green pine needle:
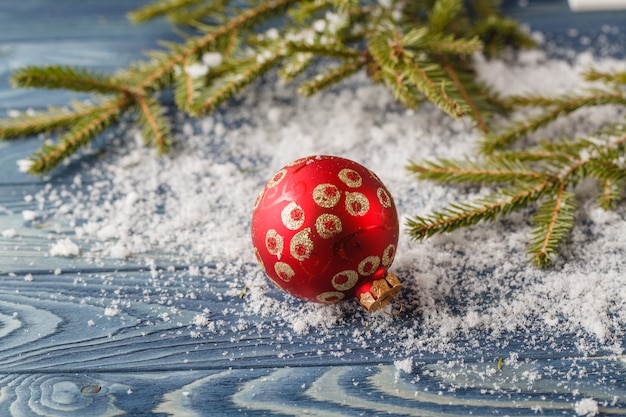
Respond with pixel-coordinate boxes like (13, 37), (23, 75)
(482, 91), (626, 153)
(196, 49), (284, 114)
(409, 72), (626, 267)
(136, 95), (172, 154)
(429, 0), (464, 33)
(28, 97), (130, 173)
(287, 42), (361, 59)
(582, 68), (626, 85)
(407, 157), (548, 185)
(278, 52), (315, 81)
(4, 0), (528, 174)
(407, 181), (554, 240)
(11, 65), (126, 95)
(298, 60), (366, 97)
(128, 0), (204, 24)
(0, 102), (106, 140)
(174, 56), (207, 113)
(527, 184), (576, 268)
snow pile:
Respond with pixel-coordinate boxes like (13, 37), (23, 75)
(28, 48), (626, 358)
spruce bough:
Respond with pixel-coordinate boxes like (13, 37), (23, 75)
(4, 0), (624, 267)
(407, 68), (626, 268)
(0, 0), (529, 173)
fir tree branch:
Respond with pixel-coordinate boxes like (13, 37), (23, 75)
(222, 27), (239, 58)
(482, 91), (626, 153)
(598, 178), (621, 210)
(421, 36), (483, 56)
(469, 0), (498, 19)
(174, 56), (206, 112)
(582, 68), (626, 85)
(184, 56), (196, 108)
(407, 180), (557, 240)
(440, 59), (488, 132)
(27, 97), (131, 174)
(378, 66), (419, 109)
(475, 16), (536, 57)
(135, 95), (172, 154)
(298, 59), (366, 97)
(11, 65), (128, 95)
(407, 157), (548, 184)
(527, 183), (575, 267)
(403, 56), (465, 117)
(0, 103), (107, 139)
(409, 125), (626, 266)
(196, 49), (285, 114)
(2, 0), (534, 175)
(128, 0), (203, 23)
(166, 0), (231, 25)
(287, 42), (361, 59)
(429, 0), (464, 33)
(505, 90), (626, 108)
(131, 0), (299, 91)
(279, 52), (315, 81)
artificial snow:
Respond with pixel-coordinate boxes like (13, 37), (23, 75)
(24, 45), (626, 364)
(184, 63), (209, 78)
(16, 158), (33, 172)
(575, 398), (599, 416)
(49, 238), (80, 257)
(201, 52), (223, 68)
(1, 228), (16, 238)
(21, 210), (38, 221)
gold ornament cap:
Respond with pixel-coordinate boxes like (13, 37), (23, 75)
(357, 273), (402, 313)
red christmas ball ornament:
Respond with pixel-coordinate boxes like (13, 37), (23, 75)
(251, 155), (401, 312)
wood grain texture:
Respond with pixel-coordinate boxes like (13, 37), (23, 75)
(1, 0), (626, 416)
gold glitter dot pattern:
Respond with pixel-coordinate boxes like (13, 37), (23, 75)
(377, 187), (392, 208)
(338, 168), (362, 188)
(290, 228), (313, 261)
(382, 244), (395, 267)
(316, 291), (345, 303)
(281, 201), (305, 230)
(274, 262), (295, 282)
(331, 270), (358, 291)
(345, 192), (369, 216)
(313, 183), (341, 208)
(265, 229), (283, 256)
(266, 169), (287, 188)
(315, 213), (342, 239)
(358, 255), (380, 276)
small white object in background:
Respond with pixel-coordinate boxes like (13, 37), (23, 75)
(50, 238), (80, 257)
(568, 0), (626, 11)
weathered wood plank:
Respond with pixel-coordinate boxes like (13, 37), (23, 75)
(0, 267), (624, 371)
(1, 361), (625, 416)
(0, 0), (178, 111)
(2, 0), (626, 416)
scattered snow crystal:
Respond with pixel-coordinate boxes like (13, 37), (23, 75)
(49, 238), (80, 257)
(394, 358), (413, 374)
(21, 210), (38, 221)
(575, 398), (599, 416)
(29, 47), (626, 359)
(184, 63), (209, 77)
(202, 52), (223, 67)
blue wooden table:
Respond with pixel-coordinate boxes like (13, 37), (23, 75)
(1, 1), (626, 416)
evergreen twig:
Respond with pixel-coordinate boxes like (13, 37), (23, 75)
(1, 0), (531, 174)
(408, 69), (626, 267)
(527, 183), (575, 267)
(482, 91), (626, 152)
